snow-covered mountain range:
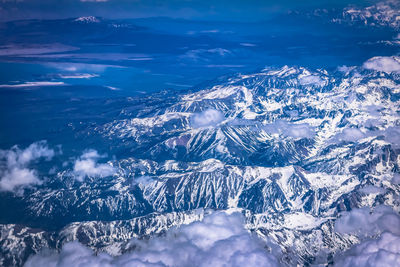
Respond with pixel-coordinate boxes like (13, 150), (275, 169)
(1, 60), (400, 265)
(1, 61), (399, 266)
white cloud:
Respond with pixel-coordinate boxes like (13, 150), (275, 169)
(335, 205), (400, 236)
(393, 173), (400, 185)
(0, 44), (78, 56)
(191, 109), (225, 128)
(329, 125), (400, 147)
(47, 62), (119, 73)
(0, 82), (66, 88)
(25, 211), (280, 267)
(59, 74), (98, 79)
(363, 56), (400, 73)
(337, 65), (355, 73)
(358, 185), (385, 195)
(331, 128), (366, 143)
(384, 126), (400, 148)
(105, 86), (120, 91)
(0, 141), (55, 192)
(334, 232), (400, 267)
(263, 120), (315, 139)
(133, 175), (155, 187)
(340, 128), (365, 141)
(298, 75), (325, 86)
(72, 150), (115, 181)
(240, 43), (257, 47)
(334, 205), (400, 266)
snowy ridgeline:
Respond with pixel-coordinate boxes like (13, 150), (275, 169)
(1, 57), (400, 266)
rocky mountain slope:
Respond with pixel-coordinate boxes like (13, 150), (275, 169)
(1, 64), (399, 266)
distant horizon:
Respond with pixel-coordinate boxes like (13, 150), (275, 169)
(0, 0), (374, 22)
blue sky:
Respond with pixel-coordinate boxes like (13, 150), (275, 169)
(0, 0), (372, 21)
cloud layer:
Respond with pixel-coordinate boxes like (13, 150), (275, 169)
(334, 206), (400, 266)
(25, 211), (280, 267)
(0, 141), (54, 192)
(72, 150), (115, 181)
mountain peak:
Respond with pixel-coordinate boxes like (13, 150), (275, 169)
(74, 16), (101, 23)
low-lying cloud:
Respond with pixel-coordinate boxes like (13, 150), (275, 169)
(72, 150), (115, 181)
(331, 128), (366, 143)
(335, 205), (400, 236)
(191, 109), (225, 128)
(384, 126), (400, 148)
(363, 56), (400, 73)
(0, 141), (55, 193)
(25, 211), (280, 267)
(263, 120), (315, 139)
(334, 205), (400, 266)
(298, 74), (325, 86)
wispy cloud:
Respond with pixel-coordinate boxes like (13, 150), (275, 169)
(0, 81), (66, 88)
(105, 85), (119, 91)
(164, 82), (192, 88)
(59, 74), (99, 79)
(47, 62), (122, 73)
(127, 57), (153, 61)
(240, 43), (257, 47)
(28, 53), (151, 62)
(0, 44), (79, 56)
(206, 64), (245, 68)
(181, 48), (232, 62)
